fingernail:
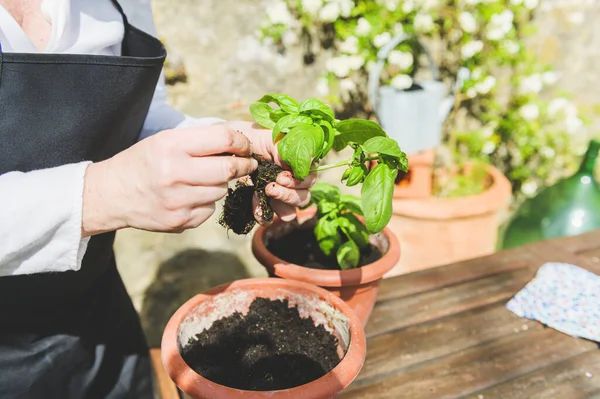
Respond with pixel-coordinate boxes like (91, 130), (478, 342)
(278, 176), (292, 186)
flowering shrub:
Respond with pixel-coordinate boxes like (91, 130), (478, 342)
(259, 0), (589, 198)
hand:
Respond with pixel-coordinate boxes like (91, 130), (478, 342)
(224, 120), (317, 223)
(82, 125), (258, 236)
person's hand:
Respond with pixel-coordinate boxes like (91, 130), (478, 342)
(81, 125), (258, 236)
(224, 120), (317, 223)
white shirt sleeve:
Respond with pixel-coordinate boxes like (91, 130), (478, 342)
(0, 163), (91, 276)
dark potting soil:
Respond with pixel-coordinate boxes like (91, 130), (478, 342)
(267, 227), (383, 270)
(218, 155), (282, 235)
(181, 297), (341, 391)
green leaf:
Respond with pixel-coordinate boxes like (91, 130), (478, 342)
(340, 194), (363, 216)
(299, 98), (335, 122)
(333, 119), (386, 151)
(341, 167), (351, 181)
(336, 240), (360, 270)
(270, 110), (288, 123)
(315, 217), (341, 257)
(258, 94), (300, 113)
(250, 102), (276, 129)
(310, 182), (341, 204)
(317, 120), (335, 159)
(345, 164), (367, 187)
(277, 124), (323, 180)
(362, 136), (405, 159)
(338, 213), (369, 248)
(317, 200), (338, 216)
(273, 114), (314, 141)
(361, 163), (397, 233)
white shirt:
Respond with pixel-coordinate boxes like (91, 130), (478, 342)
(0, 0), (223, 276)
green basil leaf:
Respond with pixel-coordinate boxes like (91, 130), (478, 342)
(250, 102), (276, 129)
(338, 213), (369, 248)
(340, 194), (363, 216)
(362, 136), (405, 159)
(336, 240), (360, 270)
(299, 98), (335, 122)
(310, 182), (341, 204)
(333, 119), (387, 151)
(315, 217), (341, 257)
(345, 165), (366, 187)
(279, 124), (323, 180)
(273, 114), (314, 141)
(317, 200), (338, 216)
(259, 94), (300, 113)
(270, 110), (288, 123)
(317, 120), (336, 159)
(361, 163), (397, 233)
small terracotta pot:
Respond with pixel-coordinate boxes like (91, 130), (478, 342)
(251, 209), (400, 325)
(161, 278), (366, 399)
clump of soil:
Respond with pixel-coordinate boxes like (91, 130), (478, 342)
(181, 297), (341, 391)
(218, 155), (282, 235)
(267, 228), (383, 270)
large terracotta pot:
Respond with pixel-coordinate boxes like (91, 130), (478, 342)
(161, 278), (366, 399)
(251, 209), (400, 325)
(387, 161), (511, 276)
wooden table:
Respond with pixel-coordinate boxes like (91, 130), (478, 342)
(153, 231), (600, 399)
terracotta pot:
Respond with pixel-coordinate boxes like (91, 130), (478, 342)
(251, 209), (400, 325)
(161, 278), (366, 399)
(386, 163), (511, 276)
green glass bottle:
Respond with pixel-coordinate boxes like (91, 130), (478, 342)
(501, 139), (600, 249)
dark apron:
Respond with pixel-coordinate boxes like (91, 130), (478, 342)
(0, 1), (166, 397)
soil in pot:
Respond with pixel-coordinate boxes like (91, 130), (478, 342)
(218, 155), (282, 235)
(180, 297), (341, 391)
(266, 227), (383, 270)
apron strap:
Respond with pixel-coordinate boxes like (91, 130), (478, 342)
(0, 41), (3, 87)
(110, 0), (130, 56)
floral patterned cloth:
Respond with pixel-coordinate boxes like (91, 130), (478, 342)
(506, 262), (600, 342)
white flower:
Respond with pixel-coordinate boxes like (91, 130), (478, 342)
(316, 78), (330, 96)
(340, 36), (359, 54)
(524, 0), (539, 9)
(302, 0), (323, 15)
(388, 51), (414, 70)
(319, 2), (340, 22)
(464, 0), (481, 4)
(282, 31), (298, 46)
(355, 18), (371, 36)
(340, 78), (357, 93)
(481, 122), (497, 138)
(482, 141), (496, 155)
(542, 71), (558, 85)
(402, 0), (415, 13)
(390, 74), (413, 90)
(475, 76), (496, 94)
(540, 147), (556, 158)
(548, 97), (570, 115)
(373, 32), (392, 48)
(565, 116), (583, 134)
(267, 1), (292, 25)
(521, 180), (538, 196)
(502, 40), (520, 54)
(325, 55), (364, 77)
(459, 12), (477, 33)
(336, 0), (355, 18)
(519, 103), (540, 121)
(568, 12), (585, 25)
(466, 88), (477, 98)
(471, 68), (483, 80)
(380, 0), (399, 11)
(461, 40), (484, 59)
(394, 23), (404, 35)
(510, 0), (523, 5)
(519, 74), (543, 94)
(414, 14), (435, 33)
(486, 10), (514, 41)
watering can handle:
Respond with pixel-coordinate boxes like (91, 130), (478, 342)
(368, 33), (440, 113)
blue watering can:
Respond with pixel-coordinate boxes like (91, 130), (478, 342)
(368, 33), (468, 155)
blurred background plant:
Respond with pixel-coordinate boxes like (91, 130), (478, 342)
(257, 0), (593, 202)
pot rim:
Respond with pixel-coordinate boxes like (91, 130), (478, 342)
(161, 278), (366, 399)
(392, 163), (512, 220)
(252, 209), (401, 287)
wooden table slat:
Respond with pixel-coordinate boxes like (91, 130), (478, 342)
(464, 350), (600, 399)
(350, 305), (541, 391)
(366, 268), (535, 338)
(341, 329), (598, 399)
